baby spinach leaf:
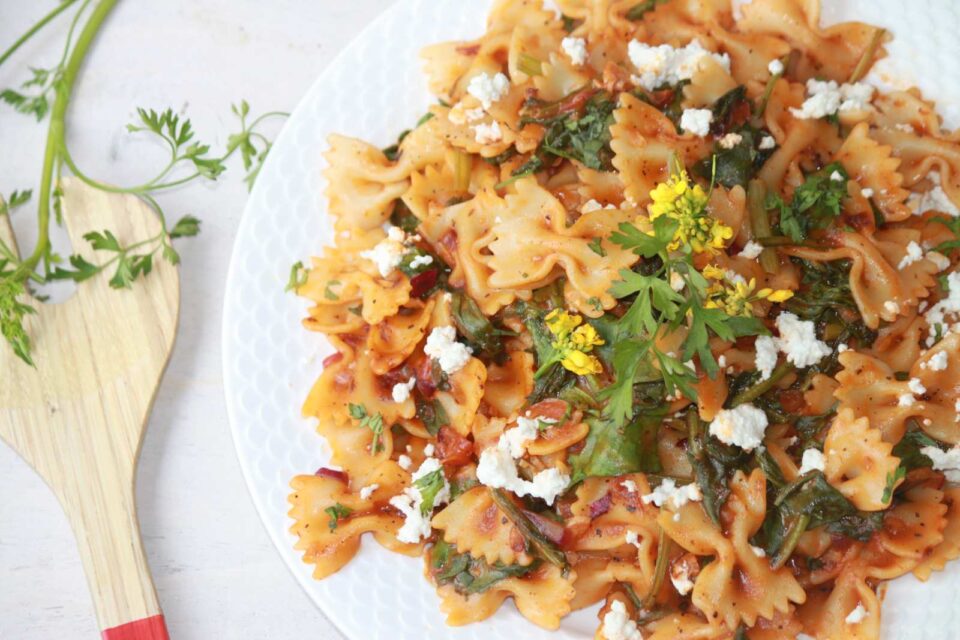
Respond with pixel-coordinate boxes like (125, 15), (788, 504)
(570, 412), (663, 483)
(430, 539), (540, 595)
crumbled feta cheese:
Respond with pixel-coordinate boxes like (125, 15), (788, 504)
(861, 188), (874, 198)
(719, 132), (743, 149)
(738, 240), (764, 260)
(759, 135), (776, 150)
(885, 300), (901, 316)
(391, 376), (417, 403)
(424, 444), (435, 457)
(924, 271), (960, 343)
(662, 272), (683, 295)
(359, 483), (379, 500)
(751, 545), (766, 558)
(670, 562), (695, 596)
(625, 530), (642, 549)
(476, 419), (570, 505)
(790, 79), (874, 119)
(910, 173), (960, 217)
(448, 102), (486, 125)
(845, 603), (867, 625)
(924, 350), (949, 372)
(680, 108), (713, 136)
(908, 377), (927, 395)
(768, 59), (784, 75)
(628, 39), (730, 92)
(830, 170), (845, 182)
(755, 335), (779, 382)
(467, 72), (510, 110)
(408, 254), (434, 270)
(360, 226), (408, 277)
(641, 478), (703, 510)
(561, 36), (588, 66)
(898, 393), (916, 408)
(473, 120), (503, 144)
(898, 240), (924, 269)
(922, 445), (960, 482)
(798, 448), (826, 475)
(542, 0), (562, 18)
(927, 251), (951, 272)
(709, 404), (769, 451)
(397, 454), (413, 470)
(718, 355), (727, 368)
(621, 479), (638, 493)
(424, 326), (473, 375)
(775, 312), (832, 368)
(601, 600), (644, 640)
(389, 492), (431, 543)
(837, 343), (849, 353)
(581, 198), (616, 213)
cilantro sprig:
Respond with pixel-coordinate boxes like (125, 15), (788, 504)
(349, 403), (385, 454)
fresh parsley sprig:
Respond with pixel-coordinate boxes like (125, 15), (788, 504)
(0, 0), (290, 365)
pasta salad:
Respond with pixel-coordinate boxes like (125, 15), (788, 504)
(288, 1), (960, 638)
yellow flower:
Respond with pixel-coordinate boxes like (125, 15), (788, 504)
(561, 349), (604, 376)
(541, 309), (605, 377)
(703, 268), (794, 317)
(647, 168), (733, 255)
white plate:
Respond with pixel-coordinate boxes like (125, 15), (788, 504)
(222, 1), (960, 638)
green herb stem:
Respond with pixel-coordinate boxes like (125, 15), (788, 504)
(0, 0), (82, 69)
(15, 0), (119, 279)
(849, 29), (886, 83)
(489, 488), (569, 571)
(644, 526), (670, 607)
(770, 513), (809, 570)
(728, 361), (795, 407)
(746, 180), (778, 274)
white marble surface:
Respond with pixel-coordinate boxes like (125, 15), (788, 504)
(0, 2), (394, 638)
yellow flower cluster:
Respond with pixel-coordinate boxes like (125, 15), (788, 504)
(702, 265), (794, 317)
(544, 309), (605, 375)
(648, 169), (733, 254)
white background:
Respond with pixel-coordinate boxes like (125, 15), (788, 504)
(0, 1), (395, 638)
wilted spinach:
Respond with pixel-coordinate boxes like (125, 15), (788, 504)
(430, 539), (539, 595)
(687, 411), (750, 524)
(451, 291), (512, 361)
(570, 412), (663, 483)
(768, 162), (849, 241)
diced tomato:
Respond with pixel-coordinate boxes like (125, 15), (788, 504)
(588, 493), (613, 519)
(409, 268), (438, 299)
(526, 399), (570, 423)
(436, 426), (474, 467)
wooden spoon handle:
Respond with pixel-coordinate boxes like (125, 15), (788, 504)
(65, 481), (165, 638)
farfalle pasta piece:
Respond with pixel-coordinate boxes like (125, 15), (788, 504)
(834, 351), (919, 445)
(836, 122), (912, 222)
(288, 461), (418, 579)
(914, 488), (960, 580)
(367, 298), (435, 376)
(822, 409), (902, 511)
(476, 178), (639, 315)
(483, 350), (534, 418)
(643, 612), (729, 640)
(610, 93), (710, 207)
(784, 230), (932, 329)
(572, 558), (653, 612)
(435, 563), (577, 629)
(737, 0), (883, 82)
(432, 486), (533, 567)
(878, 485), (947, 563)
(797, 572), (880, 640)
(660, 469), (806, 629)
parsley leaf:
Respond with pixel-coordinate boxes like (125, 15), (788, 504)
(771, 162), (849, 241)
(0, 190), (32, 217)
(587, 237), (606, 257)
(285, 261), (308, 292)
(0, 279), (36, 366)
(414, 469), (447, 516)
(324, 503), (353, 531)
(349, 403), (385, 454)
(625, 0), (669, 22)
(611, 216), (678, 258)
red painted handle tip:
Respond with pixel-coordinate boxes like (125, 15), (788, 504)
(102, 615), (169, 640)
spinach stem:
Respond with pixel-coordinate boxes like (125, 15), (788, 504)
(489, 488), (568, 571)
(728, 361), (794, 407)
(770, 513), (809, 570)
(850, 29), (887, 83)
(746, 180), (778, 274)
(644, 526), (670, 608)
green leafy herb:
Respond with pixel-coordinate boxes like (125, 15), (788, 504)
(414, 469), (447, 516)
(0, 279), (37, 366)
(0, 190), (32, 217)
(324, 503), (353, 531)
(687, 411), (749, 524)
(587, 237), (606, 257)
(881, 466), (907, 505)
(770, 163), (849, 242)
(416, 398), (449, 437)
(285, 261), (309, 292)
(626, 0), (669, 21)
(522, 306), (575, 404)
(429, 539), (539, 595)
(324, 280), (341, 301)
(517, 90), (618, 174)
(892, 428), (943, 471)
(451, 291), (512, 360)
(348, 403), (385, 454)
(570, 412), (663, 483)
(489, 489), (569, 570)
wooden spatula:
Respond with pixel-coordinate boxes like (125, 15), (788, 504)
(0, 178), (177, 640)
